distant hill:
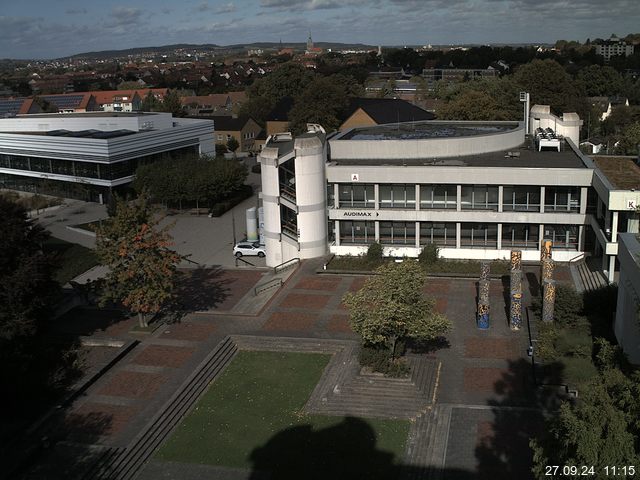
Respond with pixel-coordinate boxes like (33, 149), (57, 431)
(64, 42), (377, 60)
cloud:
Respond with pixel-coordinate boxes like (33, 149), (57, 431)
(110, 6), (142, 26)
(196, 2), (211, 11)
(260, 0), (346, 10)
(65, 8), (88, 15)
(216, 3), (237, 13)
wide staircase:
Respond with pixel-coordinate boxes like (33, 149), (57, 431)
(571, 257), (609, 292)
(82, 337), (238, 480)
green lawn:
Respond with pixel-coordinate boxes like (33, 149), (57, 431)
(43, 237), (99, 284)
(155, 351), (409, 478)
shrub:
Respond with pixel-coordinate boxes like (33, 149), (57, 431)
(555, 324), (592, 358)
(358, 345), (410, 378)
(418, 243), (439, 266)
(366, 241), (383, 262)
(554, 285), (584, 326)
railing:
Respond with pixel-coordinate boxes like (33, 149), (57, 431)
(254, 278), (283, 296)
(274, 257), (300, 274)
(568, 252), (586, 263)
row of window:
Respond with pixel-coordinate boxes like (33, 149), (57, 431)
(0, 147), (198, 181)
(332, 184), (581, 212)
(338, 221), (578, 250)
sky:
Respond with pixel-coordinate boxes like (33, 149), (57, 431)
(1, 0), (639, 59)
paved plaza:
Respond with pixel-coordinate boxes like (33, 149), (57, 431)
(19, 259), (574, 479)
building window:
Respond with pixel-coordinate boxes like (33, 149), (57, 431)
(217, 134), (223, 141)
(460, 223), (498, 248)
(502, 224), (540, 249)
(379, 184), (416, 209)
(226, 134), (232, 141)
(543, 224), (578, 250)
(502, 186), (541, 212)
(340, 221), (374, 244)
(281, 205), (298, 239)
(420, 222), (456, 246)
(420, 184), (456, 209)
(338, 184), (374, 208)
(544, 187), (580, 212)
(461, 185), (499, 211)
(379, 221), (415, 245)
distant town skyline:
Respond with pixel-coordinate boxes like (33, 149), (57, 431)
(1, 0), (639, 59)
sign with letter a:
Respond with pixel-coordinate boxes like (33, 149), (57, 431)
(351, 173), (359, 182)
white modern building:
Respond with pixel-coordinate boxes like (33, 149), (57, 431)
(614, 233), (640, 364)
(595, 37), (635, 61)
(0, 112), (215, 202)
(258, 106), (640, 282)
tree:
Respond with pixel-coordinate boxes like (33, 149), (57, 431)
(95, 192), (184, 327)
(160, 89), (184, 117)
(513, 59), (587, 116)
(342, 261), (452, 357)
(0, 197), (58, 341)
(0, 197), (60, 406)
(288, 75), (354, 134)
(141, 91), (162, 112)
(227, 136), (240, 155)
(616, 122), (640, 155)
(531, 369), (640, 477)
(576, 65), (624, 97)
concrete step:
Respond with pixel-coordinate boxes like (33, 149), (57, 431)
(101, 337), (238, 480)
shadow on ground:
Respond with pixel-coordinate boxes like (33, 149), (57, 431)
(167, 267), (233, 321)
(248, 416), (477, 480)
(475, 358), (565, 480)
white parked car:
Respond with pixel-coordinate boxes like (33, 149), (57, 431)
(233, 241), (266, 258)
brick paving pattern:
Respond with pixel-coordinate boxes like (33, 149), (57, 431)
(263, 311), (319, 331)
(132, 345), (195, 369)
(26, 259), (572, 480)
(97, 371), (166, 399)
(280, 292), (331, 309)
(159, 322), (217, 341)
(464, 338), (520, 359)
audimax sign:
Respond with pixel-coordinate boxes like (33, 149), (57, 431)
(343, 211), (379, 217)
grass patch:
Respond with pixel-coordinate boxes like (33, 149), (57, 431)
(155, 351), (409, 477)
(43, 237), (99, 285)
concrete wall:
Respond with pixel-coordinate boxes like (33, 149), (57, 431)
(615, 233), (640, 364)
(529, 105), (583, 146)
(1, 112), (175, 132)
(330, 122), (524, 160)
(258, 145), (283, 267)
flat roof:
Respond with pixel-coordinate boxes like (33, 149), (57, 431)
(338, 121), (518, 141)
(330, 143), (587, 169)
(13, 112), (159, 119)
(593, 156), (640, 190)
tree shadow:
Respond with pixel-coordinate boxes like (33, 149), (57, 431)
(249, 416), (479, 480)
(248, 417), (396, 480)
(475, 358), (567, 480)
(407, 336), (451, 354)
(7, 411), (115, 480)
(525, 270), (540, 297)
(166, 267), (234, 322)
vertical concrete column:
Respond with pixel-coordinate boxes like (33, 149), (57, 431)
(510, 250), (522, 271)
(608, 256), (615, 283)
(334, 184), (340, 209)
(456, 185), (462, 211)
(612, 211), (619, 242)
(415, 184), (420, 211)
(538, 225), (545, 251)
(456, 223), (461, 249)
(415, 221), (420, 249)
(542, 279), (556, 323)
(477, 279), (490, 329)
(580, 187), (588, 215)
(375, 221), (380, 242)
(497, 224), (503, 250)
(498, 186), (504, 213)
(540, 186), (545, 213)
(335, 221), (340, 246)
(578, 225), (585, 252)
(628, 212), (640, 234)
(374, 184), (379, 209)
